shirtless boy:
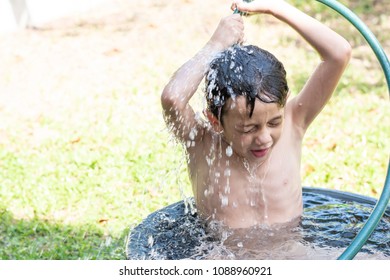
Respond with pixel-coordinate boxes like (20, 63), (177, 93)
(161, 0), (351, 228)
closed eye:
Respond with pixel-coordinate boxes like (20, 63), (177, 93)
(268, 121), (281, 127)
(242, 126), (257, 133)
(267, 116), (283, 127)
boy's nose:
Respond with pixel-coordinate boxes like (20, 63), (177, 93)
(255, 128), (272, 146)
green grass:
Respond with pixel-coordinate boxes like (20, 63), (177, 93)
(0, 0), (389, 259)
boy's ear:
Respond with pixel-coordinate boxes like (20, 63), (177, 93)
(203, 109), (224, 133)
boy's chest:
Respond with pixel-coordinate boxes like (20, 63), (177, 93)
(226, 158), (299, 196)
(204, 149), (300, 202)
(205, 159), (302, 226)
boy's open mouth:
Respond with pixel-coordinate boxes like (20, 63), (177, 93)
(250, 148), (270, 158)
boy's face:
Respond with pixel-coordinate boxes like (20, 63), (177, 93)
(221, 96), (284, 163)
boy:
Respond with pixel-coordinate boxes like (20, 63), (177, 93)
(161, 0), (351, 228)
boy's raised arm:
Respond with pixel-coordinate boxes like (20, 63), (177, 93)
(161, 14), (244, 143)
(234, 0), (351, 132)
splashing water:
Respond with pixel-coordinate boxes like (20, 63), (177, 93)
(147, 235), (154, 247)
(220, 194), (229, 207)
(127, 191), (390, 260)
(241, 149), (273, 221)
(225, 145), (233, 157)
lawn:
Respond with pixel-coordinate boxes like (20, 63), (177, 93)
(0, 0), (389, 259)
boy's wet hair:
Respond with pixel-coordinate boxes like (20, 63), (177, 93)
(205, 45), (289, 121)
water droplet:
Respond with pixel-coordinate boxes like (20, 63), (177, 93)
(195, 111), (201, 120)
(220, 195), (228, 207)
(226, 146), (233, 157)
(148, 235), (154, 247)
(189, 128), (197, 140)
(222, 230), (229, 241)
(224, 168), (231, 177)
(206, 156), (212, 166)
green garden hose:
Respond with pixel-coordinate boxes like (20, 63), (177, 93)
(315, 0), (390, 260)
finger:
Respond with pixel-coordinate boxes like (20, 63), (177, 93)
(231, 0), (243, 11)
(231, 13), (242, 20)
(235, 0), (253, 12)
(230, 2), (236, 12)
(230, 14), (244, 25)
(234, 18), (244, 31)
(234, 26), (245, 44)
(237, 33), (245, 45)
(241, 32), (245, 43)
(239, 29), (245, 42)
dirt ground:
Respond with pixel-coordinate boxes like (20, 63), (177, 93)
(0, 0), (388, 146)
(0, 0), (232, 137)
(0, 0), (230, 94)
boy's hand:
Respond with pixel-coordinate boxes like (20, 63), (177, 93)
(231, 0), (285, 15)
(207, 14), (244, 52)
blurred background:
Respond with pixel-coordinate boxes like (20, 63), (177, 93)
(0, 0), (389, 259)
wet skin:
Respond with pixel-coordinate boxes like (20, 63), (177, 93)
(188, 97), (303, 228)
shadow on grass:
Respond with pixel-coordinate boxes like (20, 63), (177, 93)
(0, 209), (129, 260)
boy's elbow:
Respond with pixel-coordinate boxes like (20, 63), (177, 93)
(161, 88), (174, 112)
(161, 87), (182, 112)
(161, 88), (172, 108)
(335, 40), (352, 67)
